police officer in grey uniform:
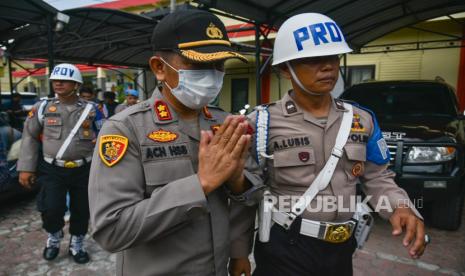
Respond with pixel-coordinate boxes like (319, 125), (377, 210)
(18, 63), (104, 264)
(88, 9), (262, 276)
(241, 13), (427, 276)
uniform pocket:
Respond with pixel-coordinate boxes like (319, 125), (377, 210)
(142, 159), (195, 197)
(343, 144), (366, 181)
(43, 117), (62, 139)
(272, 147), (316, 187)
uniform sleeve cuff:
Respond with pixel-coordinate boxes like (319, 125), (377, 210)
(226, 171), (265, 205)
(16, 162), (37, 172)
(230, 238), (252, 258)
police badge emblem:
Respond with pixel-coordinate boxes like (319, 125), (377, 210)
(99, 135), (128, 167)
(299, 152), (310, 162)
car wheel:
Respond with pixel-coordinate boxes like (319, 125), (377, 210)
(431, 193), (464, 230)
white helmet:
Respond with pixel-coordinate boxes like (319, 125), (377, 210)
(50, 63), (83, 84)
(272, 13), (352, 66)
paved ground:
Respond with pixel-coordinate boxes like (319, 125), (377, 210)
(0, 195), (464, 275)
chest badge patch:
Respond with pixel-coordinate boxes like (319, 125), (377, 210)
(351, 114), (365, 132)
(48, 106), (57, 112)
(154, 100), (172, 121)
(99, 135), (128, 167)
(148, 129), (178, 143)
(352, 162), (364, 177)
(299, 152), (310, 162)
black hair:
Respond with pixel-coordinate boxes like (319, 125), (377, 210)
(103, 91), (116, 100)
(79, 86), (94, 94)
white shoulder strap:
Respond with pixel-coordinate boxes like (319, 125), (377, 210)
(290, 103), (353, 218)
(55, 103), (93, 160)
(37, 100), (49, 126)
(255, 105), (273, 168)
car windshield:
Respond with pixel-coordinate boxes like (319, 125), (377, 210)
(341, 83), (457, 118)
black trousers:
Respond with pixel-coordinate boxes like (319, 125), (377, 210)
(36, 159), (91, 235)
(253, 221), (357, 276)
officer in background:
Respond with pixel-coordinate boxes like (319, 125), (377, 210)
(103, 91), (118, 117)
(114, 88), (139, 113)
(239, 13), (427, 276)
(88, 9), (262, 276)
(17, 63), (104, 264)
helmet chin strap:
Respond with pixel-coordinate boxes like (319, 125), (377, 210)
(59, 84), (79, 98)
(286, 62), (324, 97)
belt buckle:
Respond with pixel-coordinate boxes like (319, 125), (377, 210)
(324, 223), (353, 243)
(64, 161), (78, 168)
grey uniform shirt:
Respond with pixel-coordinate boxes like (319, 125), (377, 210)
(248, 91), (420, 222)
(17, 98), (101, 172)
(88, 89), (262, 276)
(115, 103), (129, 114)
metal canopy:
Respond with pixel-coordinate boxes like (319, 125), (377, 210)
(0, 0), (57, 36)
(3, 7), (156, 68)
(194, 0), (465, 49)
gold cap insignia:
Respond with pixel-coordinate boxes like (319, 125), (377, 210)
(206, 23), (223, 39)
(148, 129), (178, 143)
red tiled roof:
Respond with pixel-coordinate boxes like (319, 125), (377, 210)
(89, 0), (159, 9)
(12, 64), (126, 78)
(226, 23), (276, 39)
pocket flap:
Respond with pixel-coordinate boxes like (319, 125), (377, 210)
(143, 159), (194, 186)
(273, 147), (316, 168)
(344, 144), (366, 161)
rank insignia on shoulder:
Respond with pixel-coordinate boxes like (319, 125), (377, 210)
(203, 106), (213, 119)
(285, 100), (297, 114)
(211, 124), (221, 134)
(351, 114), (366, 132)
(154, 100), (172, 121)
(48, 106), (57, 112)
(334, 99), (345, 110)
(352, 161), (364, 177)
(148, 129), (178, 143)
(99, 135), (129, 167)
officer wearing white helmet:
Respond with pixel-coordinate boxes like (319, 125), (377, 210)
(231, 13), (428, 275)
(17, 63), (104, 264)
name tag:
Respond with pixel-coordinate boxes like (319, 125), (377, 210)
(142, 143), (190, 161)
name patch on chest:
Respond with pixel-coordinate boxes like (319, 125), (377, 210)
(348, 133), (368, 143)
(144, 143), (189, 161)
(273, 136), (310, 151)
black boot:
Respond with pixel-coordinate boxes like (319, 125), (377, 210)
(69, 235), (90, 264)
(43, 230), (63, 261)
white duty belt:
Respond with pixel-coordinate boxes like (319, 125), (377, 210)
(44, 156), (92, 168)
(43, 103), (93, 168)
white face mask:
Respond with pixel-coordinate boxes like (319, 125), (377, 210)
(161, 58), (225, 110)
(286, 61), (324, 96)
